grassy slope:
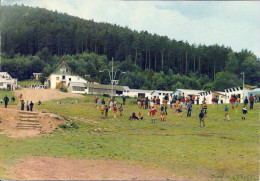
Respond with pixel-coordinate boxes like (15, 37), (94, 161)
(0, 90), (18, 105)
(0, 95), (258, 180)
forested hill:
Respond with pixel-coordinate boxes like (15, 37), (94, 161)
(1, 5), (260, 90)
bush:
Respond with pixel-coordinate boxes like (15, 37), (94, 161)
(60, 87), (68, 92)
(59, 121), (79, 129)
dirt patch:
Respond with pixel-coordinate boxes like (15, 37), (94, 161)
(0, 107), (65, 138)
(10, 156), (176, 180)
(13, 88), (83, 103)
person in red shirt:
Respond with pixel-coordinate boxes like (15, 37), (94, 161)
(249, 94), (254, 109)
(192, 95), (195, 104)
(212, 97), (216, 108)
(113, 105), (117, 118)
(150, 107), (157, 123)
(230, 95), (236, 109)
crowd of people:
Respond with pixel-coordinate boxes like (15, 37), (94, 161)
(95, 93), (257, 128)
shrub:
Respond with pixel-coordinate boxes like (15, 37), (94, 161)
(60, 87), (68, 92)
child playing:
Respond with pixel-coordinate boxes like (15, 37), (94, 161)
(109, 101), (113, 111)
(199, 110), (206, 128)
(113, 105), (117, 118)
(203, 102), (208, 117)
(100, 105), (105, 119)
(160, 105), (167, 122)
(150, 107), (157, 124)
(187, 102), (192, 117)
(138, 112), (143, 120)
(242, 106), (247, 120)
(224, 105), (230, 120)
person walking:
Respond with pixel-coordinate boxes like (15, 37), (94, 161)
(26, 101), (30, 111)
(21, 100), (25, 111)
(199, 110), (206, 128)
(4, 95), (9, 108)
(249, 94), (254, 109)
(242, 106), (247, 120)
(30, 101), (34, 111)
(224, 105), (230, 120)
(187, 102), (192, 117)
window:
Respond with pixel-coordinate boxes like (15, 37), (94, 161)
(69, 78), (71, 81)
(163, 93), (165, 95)
(62, 76), (65, 80)
(236, 87), (239, 91)
(229, 89), (232, 92)
(159, 93), (161, 95)
(56, 77), (60, 81)
(233, 88), (236, 91)
(240, 87), (243, 90)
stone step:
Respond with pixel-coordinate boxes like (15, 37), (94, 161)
(17, 123), (41, 126)
(20, 115), (38, 119)
(17, 125), (42, 129)
(20, 119), (39, 123)
(19, 111), (39, 115)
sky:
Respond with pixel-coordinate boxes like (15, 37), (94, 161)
(3, 0), (260, 57)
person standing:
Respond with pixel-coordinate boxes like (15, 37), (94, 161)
(187, 102), (192, 117)
(150, 107), (157, 124)
(230, 95), (236, 109)
(11, 96), (15, 102)
(196, 96), (200, 109)
(242, 106), (247, 120)
(212, 97), (216, 108)
(199, 110), (206, 128)
(249, 94), (254, 109)
(215, 97), (219, 109)
(113, 105), (117, 118)
(177, 103), (183, 118)
(105, 105), (109, 118)
(160, 105), (167, 122)
(100, 105), (105, 119)
(224, 105), (230, 120)
(244, 96), (249, 107)
(118, 104), (123, 120)
(21, 100), (25, 111)
(122, 95), (126, 105)
(4, 95), (9, 108)
(101, 98), (105, 105)
(192, 95), (195, 104)
(203, 102), (208, 117)
(26, 101), (30, 111)
(235, 100), (239, 113)
(145, 97), (149, 109)
(30, 101), (34, 111)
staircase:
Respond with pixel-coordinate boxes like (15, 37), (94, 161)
(17, 111), (42, 129)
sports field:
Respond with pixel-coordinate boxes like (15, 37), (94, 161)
(0, 93), (259, 180)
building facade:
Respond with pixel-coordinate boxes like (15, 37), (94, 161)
(0, 72), (18, 91)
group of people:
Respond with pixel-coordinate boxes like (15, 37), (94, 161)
(96, 92), (257, 128)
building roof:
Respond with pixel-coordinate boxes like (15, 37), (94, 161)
(122, 86), (130, 91)
(174, 89), (204, 95)
(129, 89), (154, 93)
(84, 83), (124, 91)
(69, 82), (86, 88)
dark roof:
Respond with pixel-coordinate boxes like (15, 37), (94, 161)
(84, 83), (124, 91)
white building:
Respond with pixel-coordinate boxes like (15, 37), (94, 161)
(199, 91), (227, 104)
(173, 89), (204, 97)
(46, 61), (88, 89)
(223, 86), (255, 103)
(123, 89), (154, 98)
(0, 72), (18, 90)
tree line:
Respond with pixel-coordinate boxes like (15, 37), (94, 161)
(1, 5), (260, 90)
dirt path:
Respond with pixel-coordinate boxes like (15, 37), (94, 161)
(10, 156), (176, 180)
(13, 88), (83, 103)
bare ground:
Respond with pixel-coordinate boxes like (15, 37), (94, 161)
(0, 107), (65, 138)
(13, 88), (83, 103)
(10, 156), (177, 180)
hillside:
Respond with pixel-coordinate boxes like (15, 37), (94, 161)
(1, 5), (260, 90)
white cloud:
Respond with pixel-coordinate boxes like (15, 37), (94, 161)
(4, 0), (260, 57)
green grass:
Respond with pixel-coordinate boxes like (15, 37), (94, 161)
(0, 90), (18, 105)
(18, 79), (42, 88)
(0, 94), (259, 180)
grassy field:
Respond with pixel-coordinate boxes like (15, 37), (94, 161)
(0, 94), (259, 180)
(18, 79), (42, 88)
(0, 90), (18, 105)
